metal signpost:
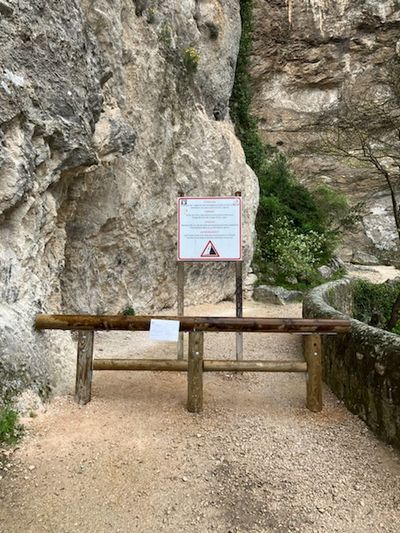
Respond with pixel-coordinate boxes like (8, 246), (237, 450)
(176, 193), (243, 360)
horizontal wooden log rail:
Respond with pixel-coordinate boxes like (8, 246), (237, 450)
(35, 314), (350, 333)
(93, 359), (188, 372)
(36, 313), (351, 414)
(93, 358), (308, 373)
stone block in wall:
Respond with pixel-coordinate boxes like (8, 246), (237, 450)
(253, 285), (303, 305)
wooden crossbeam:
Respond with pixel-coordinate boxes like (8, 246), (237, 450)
(92, 358), (308, 373)
(35, 314), (351, 333)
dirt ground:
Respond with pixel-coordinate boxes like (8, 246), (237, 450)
(1, 268), (400, 533)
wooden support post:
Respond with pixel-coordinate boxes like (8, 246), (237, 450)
(304, 334), (322, 412)
(75, 330), (94, 405)
(187, 331), (204, 413)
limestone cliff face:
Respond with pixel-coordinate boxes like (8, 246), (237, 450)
(0, 0), (258, 402)
(251, 0), (400, 263)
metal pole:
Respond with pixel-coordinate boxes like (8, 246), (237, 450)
(177, 261), (185, 360)
(235, 191), (243, 361)
(235, 261), (243, 360)
(177, 191), (185, 360)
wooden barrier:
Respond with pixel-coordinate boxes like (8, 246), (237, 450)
(304, 335), (322, 412)
(35, 314), (350, 333)
(75, 331), (94, 405)
(92, 359), (308, 373)
(187, 332), (204, 413)
(35, 314), (351, 412)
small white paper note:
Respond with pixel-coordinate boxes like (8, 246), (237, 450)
(149, 319), (180, 342)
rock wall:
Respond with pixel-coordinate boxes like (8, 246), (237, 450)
(0, 0), (258, 404)
(251, 0), (400, 264)
(304, 279), (400, 449)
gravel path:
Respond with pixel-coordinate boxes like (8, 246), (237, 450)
(1, 298), (400, 533)
(346, 264), (399, 284)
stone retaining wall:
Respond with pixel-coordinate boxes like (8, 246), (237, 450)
(303, 278), (400, 449)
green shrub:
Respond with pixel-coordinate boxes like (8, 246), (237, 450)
(159, 23), (172, 47)
(183, 47), (200, 73)
(257, 154), (329, 234)
(353, 279), (400, 332)
(255, 216), (327, 281)
(313, 185), (362, 232)
(147, 8), (156, 23)
(122, 306), (136, 316)
(0, 403), (23, 445)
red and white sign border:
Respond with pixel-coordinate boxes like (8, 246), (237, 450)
(177, 196), (243, 262)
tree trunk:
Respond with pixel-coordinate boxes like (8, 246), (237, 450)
(387, 292), (400, 330)
(383, 172), (400, 243)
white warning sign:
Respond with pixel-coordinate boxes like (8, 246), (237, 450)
(177, 196), (242, 261)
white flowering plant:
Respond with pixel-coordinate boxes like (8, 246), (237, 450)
(257, 216), (328, 281)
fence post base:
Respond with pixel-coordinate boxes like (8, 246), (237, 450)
(304, 334), (322, 412)
(75, 330), (94, 405)
(187, 332), (204, 413)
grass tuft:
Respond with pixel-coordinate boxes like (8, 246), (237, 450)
(0, 403), (23, 446)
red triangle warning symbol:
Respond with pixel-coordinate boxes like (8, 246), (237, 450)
(201, 240), (220, 258)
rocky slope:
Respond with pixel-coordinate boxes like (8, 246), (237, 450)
(251, 0), (400, 264)
(0, 0), (258, 403)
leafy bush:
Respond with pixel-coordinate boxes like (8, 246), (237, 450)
(256, 154), (331, 236)
(353, 279), (400, 332)
(256, 216), (328, 281)
(0, 403), (23, 445)
(122, 306), (136, 316)
(147, 7), (156, 24)
(313, 185), (363, 233)
(159, 23), (172, 47)
(183, 47), (200, 73)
